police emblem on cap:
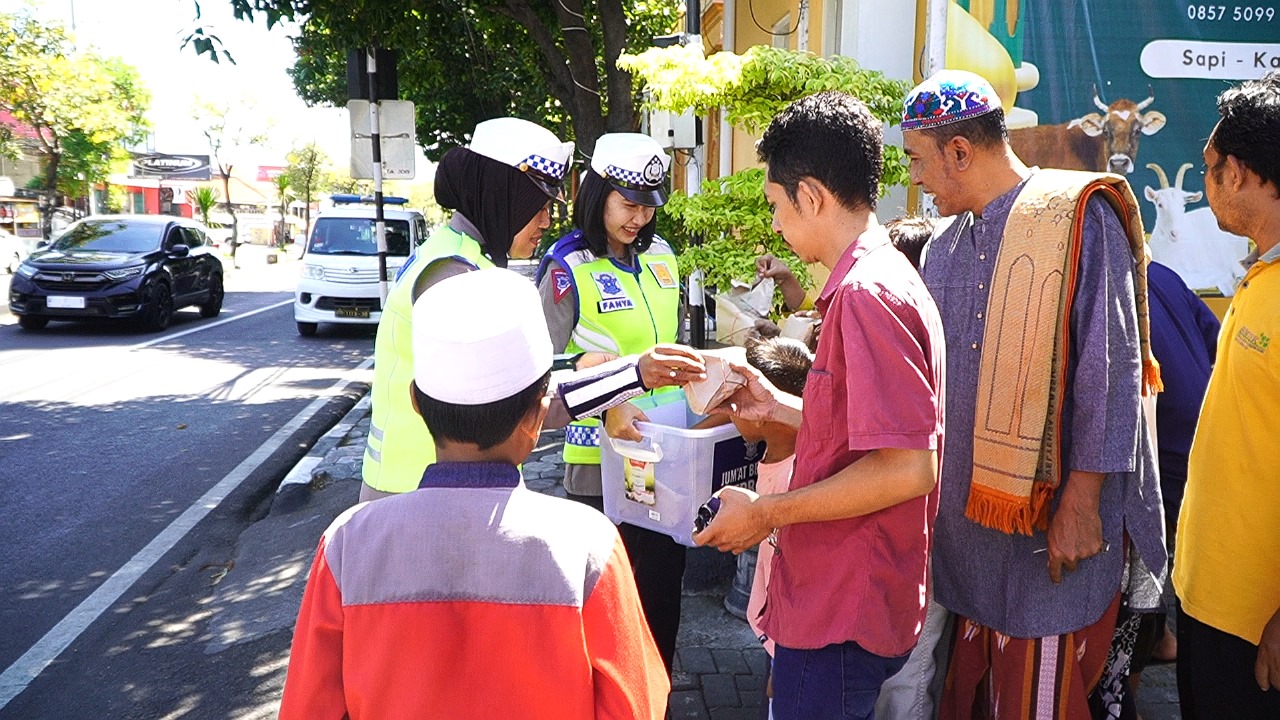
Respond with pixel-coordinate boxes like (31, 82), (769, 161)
(642, 156), (664, 185)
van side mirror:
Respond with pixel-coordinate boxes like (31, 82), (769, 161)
(169, 244), (190, 258)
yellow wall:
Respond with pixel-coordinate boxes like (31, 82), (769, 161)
(734, 0), (825, 54)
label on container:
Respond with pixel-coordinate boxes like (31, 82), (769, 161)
(624, 457), (657, 506)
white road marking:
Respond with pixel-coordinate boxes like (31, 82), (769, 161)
(128, 299), (294, 350)
(0, 355), (373, 709)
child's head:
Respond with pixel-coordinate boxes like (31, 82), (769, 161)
(733, 336), (814, 442)
(886, 215), (936, 270)
(410, 269), (554, 462)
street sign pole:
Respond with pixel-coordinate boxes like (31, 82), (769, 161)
(366, 48), (389, 306)
(685, 0), (707, 348)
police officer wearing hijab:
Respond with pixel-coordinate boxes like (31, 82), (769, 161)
(360, 118), (574, 501)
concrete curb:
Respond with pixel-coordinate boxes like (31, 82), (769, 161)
(273, 393), (369, 515)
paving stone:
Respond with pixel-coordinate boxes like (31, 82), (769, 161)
(711, 648), (749, 674)
(701, 673), (740, 708)
(671, 670), (698, 691)
(666, 690), (709, 720)
(524, 476), (556, 492)
(734, 673), (763, 693)
(738, 689), (762, 708)
(743, 647), (770, 676)
(709, 708), (760, 720)
(678, 647), (717, 674)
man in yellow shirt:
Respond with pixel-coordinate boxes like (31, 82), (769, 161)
(1174, 70), (1280, 720)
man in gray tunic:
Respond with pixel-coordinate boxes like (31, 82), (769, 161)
(897, 70), (1166, 720)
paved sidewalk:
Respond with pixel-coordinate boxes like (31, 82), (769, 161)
(254, 394), (1181, 719)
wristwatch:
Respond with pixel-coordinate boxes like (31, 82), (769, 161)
(551, 352), (585, 372)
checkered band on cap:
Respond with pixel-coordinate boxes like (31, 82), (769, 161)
(590, 134), (670, 187)
(520, 153), (569, 181)
(565, 425), (601, 448)
(468, 117), (573, 182)
(902, 69), (1002, 132)
(604, 164), (662, 190)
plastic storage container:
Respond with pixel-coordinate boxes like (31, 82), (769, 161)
(601, 390), (766, 546)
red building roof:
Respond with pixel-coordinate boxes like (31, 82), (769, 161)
(0, 109), (43, 140)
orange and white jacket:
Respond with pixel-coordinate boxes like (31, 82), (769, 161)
(279, 462), (669, 719)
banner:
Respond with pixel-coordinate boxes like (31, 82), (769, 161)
(129, 153), (212, 181)
(943, 0), (1278, 296)
(257, 166), (287, 182)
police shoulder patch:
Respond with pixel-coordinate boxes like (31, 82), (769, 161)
(551, 267), (572, 303)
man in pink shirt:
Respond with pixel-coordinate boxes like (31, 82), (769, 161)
(695, 91), (946, 719)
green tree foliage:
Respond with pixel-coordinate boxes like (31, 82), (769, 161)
(272, 172), (293, 247)
(191, 186), (220, 226)
(619, 45), (911, 292)
(0, 12), (149, 209)
(662, 168), (807, 303)
(196, 98), (268, 250)
(210, 0), (679, 159)
(285, 142), (327, 240)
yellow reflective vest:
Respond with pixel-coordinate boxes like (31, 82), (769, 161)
(361, 225), (493, 493)
(537, 231), (681, 465)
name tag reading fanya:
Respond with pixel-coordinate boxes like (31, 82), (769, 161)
(592, 271), (636, 313)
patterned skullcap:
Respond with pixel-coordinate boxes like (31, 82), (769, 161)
(902, 70), (1002, 132)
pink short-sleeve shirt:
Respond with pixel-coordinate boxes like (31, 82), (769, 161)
(759, 226), (946, 658)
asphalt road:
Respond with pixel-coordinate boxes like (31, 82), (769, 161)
(0, 251), (373, 718)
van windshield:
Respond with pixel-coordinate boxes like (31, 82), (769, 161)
(306, 218), (411, 257)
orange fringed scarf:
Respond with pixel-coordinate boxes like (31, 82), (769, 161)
(968, 169), (1163, 536)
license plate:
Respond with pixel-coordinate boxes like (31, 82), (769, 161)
(335, 307), (370, 319)
(47, 296), (86, 309)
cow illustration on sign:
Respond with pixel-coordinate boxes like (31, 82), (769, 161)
(1009, 87), (1166, 175)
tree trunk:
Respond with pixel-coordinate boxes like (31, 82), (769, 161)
(550, 0), (607, 157)
(41, 151), (61, 239)
(221, 165), (239, 263)
(597, 0), (637, 133)
(499, 0), (609, 158)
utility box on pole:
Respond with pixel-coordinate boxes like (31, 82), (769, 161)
(345, 49), (399, 101)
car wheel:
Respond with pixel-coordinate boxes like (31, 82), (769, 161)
(199, 273), (224, 318)
(17, 314), (48, 330)
(142, 281), (174, 332)
(296, 321), (318, 337)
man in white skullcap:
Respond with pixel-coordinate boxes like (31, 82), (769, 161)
(283, 268), (670, 720)
(362, 119), (705, 502)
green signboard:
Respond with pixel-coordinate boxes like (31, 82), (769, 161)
(948, 0), (1278, 295)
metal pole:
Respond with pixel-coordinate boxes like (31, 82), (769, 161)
(685, 2), (707, 347)
(367, 48), (389, 306)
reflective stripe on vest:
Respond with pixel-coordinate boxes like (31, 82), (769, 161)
(361, 226), (493, 493)
(552, 234), (681, 466)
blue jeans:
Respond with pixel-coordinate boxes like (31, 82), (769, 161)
(772, 640), (910, 720)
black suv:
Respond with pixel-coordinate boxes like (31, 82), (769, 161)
(8, 215), (225, 332)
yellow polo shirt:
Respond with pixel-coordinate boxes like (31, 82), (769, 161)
(1175, 246), (1280, 644)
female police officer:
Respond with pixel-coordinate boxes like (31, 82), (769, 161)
(535, 133), (686, 671)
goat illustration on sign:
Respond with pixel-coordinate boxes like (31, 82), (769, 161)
(1143, 162), (1251, 296)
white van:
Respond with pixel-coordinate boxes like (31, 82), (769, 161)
(294, 195), (428, 336)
